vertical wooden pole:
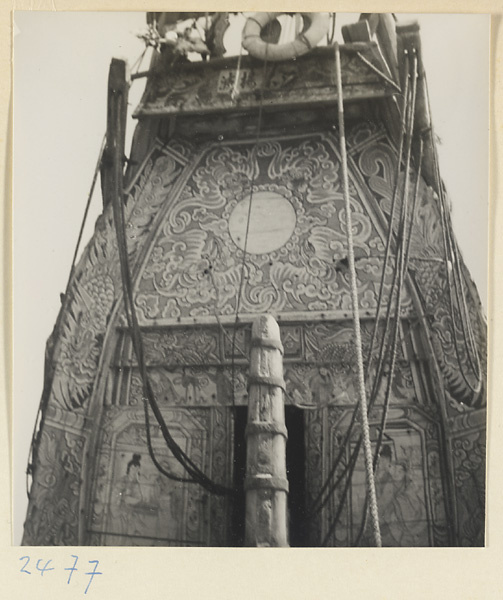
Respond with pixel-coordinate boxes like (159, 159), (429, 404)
(101, 58), (129, 209)
(245, 315), (289, 547)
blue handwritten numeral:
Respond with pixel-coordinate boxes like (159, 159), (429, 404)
(64, 554), (79, 584)
(84, 560), (102, 595)
(19, 556), (31, 575)
(19, 555), (103, 593)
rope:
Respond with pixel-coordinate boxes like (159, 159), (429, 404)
(26, 133), (107, 496)
(319, 64), (419, 543)
(354, 55), (419, 545)
(112, 143), (192, 486)
(205, 262), (249, 363)
(110, 87), (235, 496)
(321, 437), (361, 546)
(230, 45), (269, 406)
(306, 52), (412, 527)
(334, 42), (381, 547)
(355, 51), (402, 92)
(131, 47), (148, 75)
(365, 50), (410, 396)
(356, 133), (424, 547)
(327, 13), (337, 45)
(423, 76), (483, 394)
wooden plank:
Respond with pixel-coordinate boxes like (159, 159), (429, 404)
(133, 45), (396, 118)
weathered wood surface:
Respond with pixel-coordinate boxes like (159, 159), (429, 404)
(245, 315), (289, 547)
(134, 44), (395, 117)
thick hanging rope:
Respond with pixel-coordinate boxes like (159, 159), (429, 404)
(110, 86), (235, 496)
(356, 135), (424, 547)
(354, 54), (419, 545)
(334, 42), (381, 547)
(307, 52), (412, 527)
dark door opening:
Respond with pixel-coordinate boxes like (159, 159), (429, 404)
(231, 406), (247, 546)
(285, 406), (307, 547)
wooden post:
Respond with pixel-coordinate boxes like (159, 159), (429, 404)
(245, 315), (289, 547)
(101, 58), (129, 208)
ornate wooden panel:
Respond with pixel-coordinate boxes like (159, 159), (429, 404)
(134, 46), (393, 117)
(22, 406), (87, 545)
(305, 407), (450, 547)
(135, 131), (418, 321)
(23, 118), (486, 547)
(449, 411), (486, 547)
(88, 406), (232, 546)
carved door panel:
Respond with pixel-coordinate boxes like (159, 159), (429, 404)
(304, 407), (451, 547)
(88, 405), (233, 546)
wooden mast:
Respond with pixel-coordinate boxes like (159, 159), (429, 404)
(245, 315), (289, 547)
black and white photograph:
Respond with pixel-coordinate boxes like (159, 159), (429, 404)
(13, 9), (489, 555)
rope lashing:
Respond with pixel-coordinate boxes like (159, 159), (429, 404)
(334, 42), (381, 548)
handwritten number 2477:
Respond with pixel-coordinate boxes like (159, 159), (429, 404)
(19, 555), (102, 594)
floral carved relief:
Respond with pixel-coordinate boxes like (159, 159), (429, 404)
(22, 426), (85, 545)
(136, 132), (402, 321)
(50, 143), (185, 411)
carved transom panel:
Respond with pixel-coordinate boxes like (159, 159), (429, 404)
(135, 133), (409, 321)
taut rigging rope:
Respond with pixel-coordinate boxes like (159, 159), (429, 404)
(26, 133), (106, 495)
(311, 50), (419, 545)
(230, 44), (270, 406)
(423, 76), (483, 395)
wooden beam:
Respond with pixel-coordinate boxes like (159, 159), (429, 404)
(101, 58), (129, 207)
(245, 315), (289, 547)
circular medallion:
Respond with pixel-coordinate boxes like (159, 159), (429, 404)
(228, 191), (296, 254)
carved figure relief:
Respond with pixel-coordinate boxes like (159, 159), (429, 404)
(89, 407), (232, 546)
(304, 411), (446, 547)
(358, 442), (428, 547)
